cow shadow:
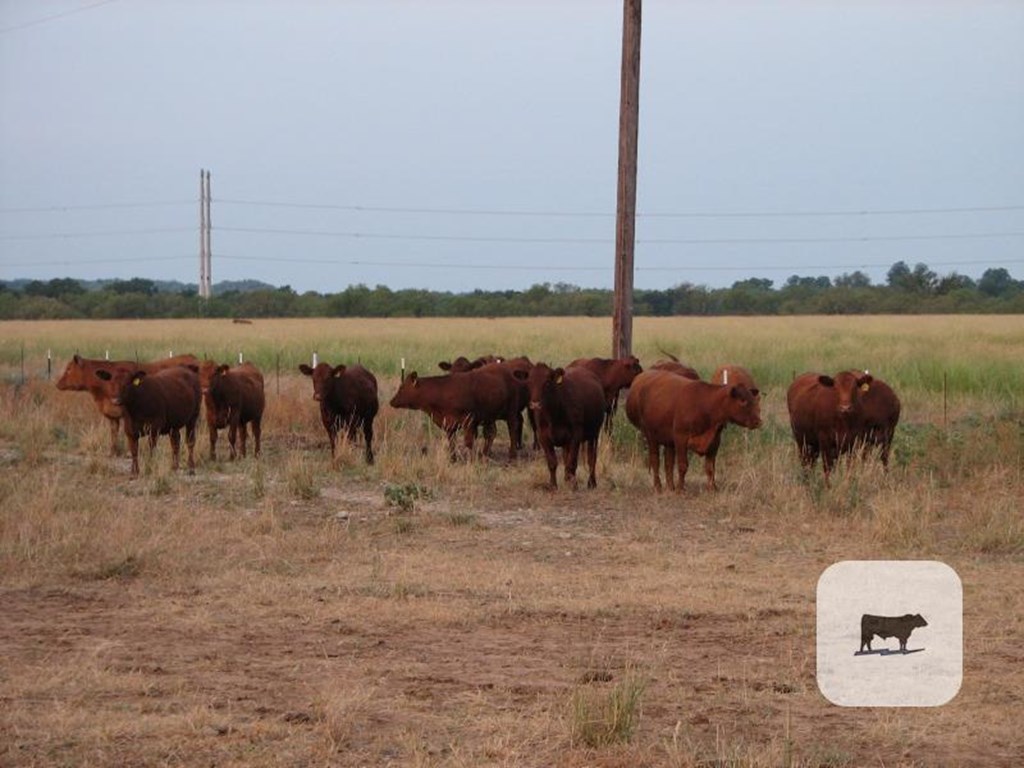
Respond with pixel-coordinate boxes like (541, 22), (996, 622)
(854, 648), (925, 657)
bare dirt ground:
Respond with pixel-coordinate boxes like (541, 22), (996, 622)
(2, 458), (1022, 767)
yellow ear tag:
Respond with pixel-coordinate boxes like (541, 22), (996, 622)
(555, 374), (564, 384)
(132, 377), (142, 386)
(860, 383), (870, 392)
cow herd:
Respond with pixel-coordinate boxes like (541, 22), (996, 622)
(55, 352), (901, 488)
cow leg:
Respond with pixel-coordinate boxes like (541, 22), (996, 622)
(821, 448), (837, 484)
(879, 431), (893, 469)
(169, 428), (181, 471)
(185, 419), (196, 474)
(529, 410), (540, 450)
(445, 425), (460, 462)
(481, 422), (496, 458)
(645, 436), (662, 491)
(208, 421), (218, 460)
(228, 416), (239, 460)
(675, 442), (690, 493)
(704, 453), (718, 491)
(127, 428), (141, 477)
(542, 442), (559, 489)
(564, 440), (581, 490)
(108, 417), (122, 457)
(664, 444), (676, 491)
(238, 422), (248, 459)
(585, 438), (598, 489)
(506, 412), (521, 460)
(362, 418), (374, 464)
(252, 418), (262, 459)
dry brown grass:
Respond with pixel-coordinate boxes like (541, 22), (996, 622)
(1, 317), (1023, 766)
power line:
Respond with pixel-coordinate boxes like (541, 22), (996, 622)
(0, 201), (193, 214)
(215, 225), (1024, 246)
(0, 227), (194, 241)
(215, 197), (1024, 219)
(213, 253), (1024, 273)
(0, 0), (118, 35)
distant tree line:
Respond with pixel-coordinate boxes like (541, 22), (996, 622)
(1, 262), (1022, 320)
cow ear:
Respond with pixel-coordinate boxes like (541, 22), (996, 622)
(186, 364), (200, 374)
(73, 353), (81, 364)
(299, 364), (313, 376)
(95, 369), (112, 381)
(332, 364), (346, 378)
(729, 386), (740, 399)
(512, 369), (528, 381)
(818, 375), (835, 387)
(408, 371), (418, 385)
(132, 370), (147, 386)
(750, 388), (760, 398)
(553, 368), (565, 385)
(858, 374), (873, 391)
(216, 364), (229, 376)
(438, 361), (452, 371)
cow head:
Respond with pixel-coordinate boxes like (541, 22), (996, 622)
(725, 384), (762, 429)
(819, 371), (872, 416)
(95, 368), (147, 406)
(516, 363), (563, 411)
(299, 362), (345, 401)
(614, 355), (644, 388)
(908, 613), (928, 628)
(198, 360), (221, 395)
(438, 356), (474, 373)
(389, 371), (419, 409)
(55, 353), (87, 391)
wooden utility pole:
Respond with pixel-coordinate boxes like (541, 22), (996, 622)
(199, 169), (212, 299)
(612, 0), (642, 359)
(199, 169), (207, 299)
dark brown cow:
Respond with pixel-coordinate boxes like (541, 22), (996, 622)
(845, 370), (901, 467)
(199, 361), (265, 460)
(566, 355), (643, 431)
(626, 370), (761, 492)
(860, 614), (927, 653)
(389, 366), (522, 460)
(437, 354), (502, 373)
(786, 370), (873, 480)
(299, 362), (379, 464)
(514, 363), (605, 489)
(94, 365), (201, 476)
(56, 353), (199, 456)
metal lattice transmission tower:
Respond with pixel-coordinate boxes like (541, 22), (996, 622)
(198, 169), (212, 299)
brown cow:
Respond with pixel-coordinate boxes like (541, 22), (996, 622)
(845, 370), (900, 467)
(566, 356), (643, 431)
(626, 370), (762, 492)
(389, 366), (522, 460)
(94, 365), (201, 476)
(199, 361), (265, 460)
(650, 359), (701, 380)
(786, 370), (873, 479)
(514, 363), (605, 489)
(651, 351), (701, 381)
(56, 353), (198, 456)
(299, 362), (379, 464)
(711, 364), (758, 391)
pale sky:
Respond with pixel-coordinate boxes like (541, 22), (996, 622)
(1, 0), (1022, 293)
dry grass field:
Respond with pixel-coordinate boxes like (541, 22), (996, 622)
(1, 316), (1022, 767)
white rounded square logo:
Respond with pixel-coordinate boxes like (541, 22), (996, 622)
(817, 560), (962, 707)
